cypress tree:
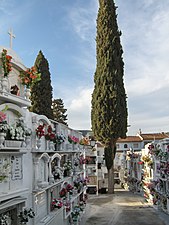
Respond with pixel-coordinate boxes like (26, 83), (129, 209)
(30, 50), (53, 119)
(91, 0), (128, 193)
(52, 98), (68, 126)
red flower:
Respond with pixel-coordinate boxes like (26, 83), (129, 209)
(36, 124), (45, 139)
(19, 66), (41, 88)
(66, 184), (73, 191)
(45, 125), (56, 141)
(2, 49), (12, 77)
(59, 188), (67, 197)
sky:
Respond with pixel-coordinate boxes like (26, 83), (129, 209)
(1, 0), (169, 136)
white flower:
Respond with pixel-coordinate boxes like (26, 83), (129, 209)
(64, 160), (72, 171)
(6, 118), (31, 141)
(25, 127), (32, 136)
(0, 121), (9, 132)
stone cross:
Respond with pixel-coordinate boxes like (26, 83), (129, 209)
(8, 28), (15, 49)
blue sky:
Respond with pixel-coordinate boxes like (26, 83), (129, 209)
(1, 0), (169, 135)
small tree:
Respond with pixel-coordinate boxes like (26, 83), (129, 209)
(52, 98), (68, 126)
(30, 50), (53, 119)
(91, 0), (128, 193)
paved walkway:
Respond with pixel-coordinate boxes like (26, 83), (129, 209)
(81, 189), (169, 225)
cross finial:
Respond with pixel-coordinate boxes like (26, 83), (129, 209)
(8, 28), (15, 49)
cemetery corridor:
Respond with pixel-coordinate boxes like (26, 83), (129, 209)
(81, 188), (169, 225)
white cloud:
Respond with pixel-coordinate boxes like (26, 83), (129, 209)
(115, 0), (169, 135)
(123, 1), (169, 96)
(66, 88), (92, 130)
(68, 1), (98, 41)
(67, 1), (169, 135)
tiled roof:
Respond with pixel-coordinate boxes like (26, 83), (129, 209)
(117, 136), (142, 143)
(137, 132), (169, 140)
(94, 133), (169, 145)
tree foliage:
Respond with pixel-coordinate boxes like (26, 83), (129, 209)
(52, 98), (68, 126)
(30, 50), (53, 119)
(91, 0), (128, 193)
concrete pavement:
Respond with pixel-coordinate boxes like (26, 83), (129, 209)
(81, 188), (169, 225)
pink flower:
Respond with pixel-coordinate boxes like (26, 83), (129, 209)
(0, 111), (6, 122)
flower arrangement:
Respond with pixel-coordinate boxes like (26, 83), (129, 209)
(51, 198), (63, 210)
(142, 155), (151, 163)
(36, 124), (45, 139)
(0, 111), (9, 133)
(66, 183), (74, 192)
(6, 118), (28, 141)
(71, 205), (82, 221)
(79, 137), (89, 145)
(82, 176), (90, 186)
(25, 127), (32, 136)
(45, 125), (56, 141)
(59, 187), (67, 198)
(68, 135), (79, 144)
(1, 49), (12, 77)
(74, 158), (79, 167)
(148, 144), (155, 155)
(65, 202), (71, 212)
(63, 160), (72, 171)
(19, 66), (41, 88)
(18, 208), (35, 224)
(79, 154), (86, 164)
(73, 180), (82, 191)
(0, 111), (6, 123)
(148, 143), (161, 156)
(0, 214), (10, 225)
(55, 133), (65, 144)
(0, 161), (11, 182)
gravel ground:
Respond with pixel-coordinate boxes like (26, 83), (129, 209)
(81, 188), (169, 225)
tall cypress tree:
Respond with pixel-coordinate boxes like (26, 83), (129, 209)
(30, 50), (53, 119)
(52, 98), (68, 126)
(91, 0), (128, 193)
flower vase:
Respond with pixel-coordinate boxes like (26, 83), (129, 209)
(56, 143), (61, 151)
(46, 140), (50, 151)
(49, 141), (55, 151)
(0, 132), (6, 148)
(1, 77), (9, 92)
(37, 139), (41, 150)
(25, 88), (31, 100)
(25, 136), (31, 147)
